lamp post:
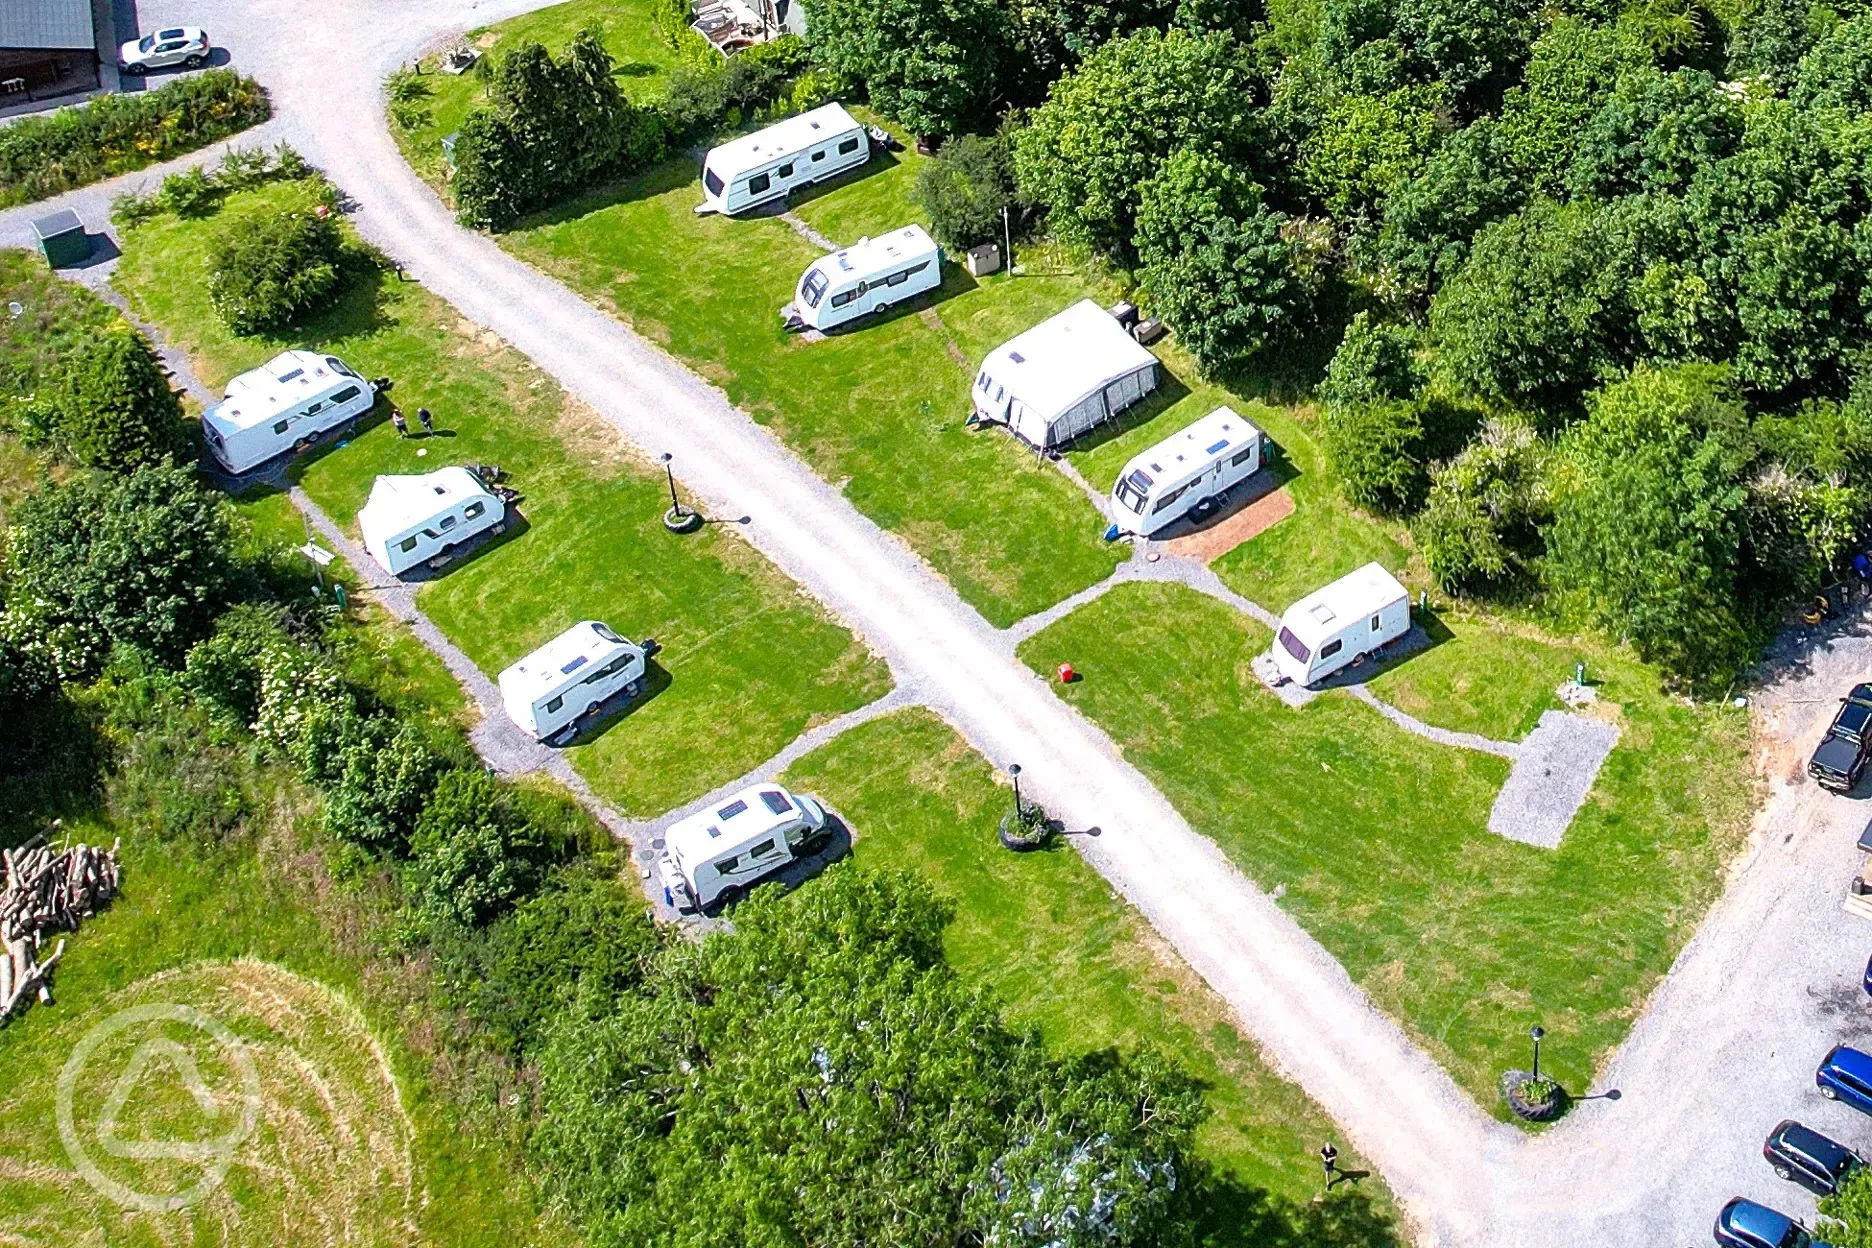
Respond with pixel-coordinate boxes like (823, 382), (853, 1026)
(660, 452), (687, 518)
(1530, 1024), (1545, 1081)
(1008, 763), (1023, 821)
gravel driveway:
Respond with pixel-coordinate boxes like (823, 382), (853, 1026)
(12, 3), (1872, 1242)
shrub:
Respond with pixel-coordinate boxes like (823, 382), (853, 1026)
(50, 322), (188, 470)
(913, 132), (1014, 254)
(158, 166), (222, 218)
(0, 70), (269, 209)
(252, 641), (356, 778)
(183, 603), (293, 726)
(407, 770), (566, 928)
(322, 716), (444, 853)
(207, 197), (348, 334)
(1414, 418), (1550, 593)
(1320, 399), (1429, 513)
(1321, 313), (1424, 410)
(1, 463), (235, 680)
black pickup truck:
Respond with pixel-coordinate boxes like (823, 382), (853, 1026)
(1810, 683), (1872, 792)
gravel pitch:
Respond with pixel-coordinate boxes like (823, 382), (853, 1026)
(1485, 710), (1621, 849)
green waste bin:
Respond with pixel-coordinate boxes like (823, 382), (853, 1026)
(32, 210), (89, 268)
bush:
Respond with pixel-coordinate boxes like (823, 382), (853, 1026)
(1, 463), (235, 680)
(322, 715), (444, 853)
(50, 323), (188, 470)
(159, 166), (222, 218)
(913, 132), (1014, 254)
(183, 603), (293, 726)
(0, 70), (269, 209)
(1320, 399), (1429, 513)
(1414, 418), (1550, 593)
(1321, 313), (1424, 410)
(407, 770), (567, 928)
(252, 641), (356, 778)
(207, 196), (348, 334)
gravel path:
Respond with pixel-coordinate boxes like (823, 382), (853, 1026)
(25, 2), (1872, 1240)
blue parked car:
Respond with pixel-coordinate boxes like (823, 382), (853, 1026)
(1817, 1044), (1872, 1115)
(1714, 1197), (1834, 1248)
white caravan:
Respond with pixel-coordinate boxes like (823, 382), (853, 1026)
(657, 783), (831, 912)
(696, 103), (868, 216)
(202, 350), (375, 474)
(1272, 562), (1411, 687)
(356, 466), (505, 576)
(1111, 406), (1266, 537)
(971, 300), (1160, 450)
(784, 224), (941, 332)
(497, 621), (648, 743)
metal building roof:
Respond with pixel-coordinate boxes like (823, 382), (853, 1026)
(0, 0), (96, 50)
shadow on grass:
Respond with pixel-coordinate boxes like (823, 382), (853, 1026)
(716, 812), (856, 914)
(783, 148), (902, 213)
(0, 692), (104, 849)
(818, 263), (982, 338)
(553, 657), (672, 747)
(514, 155), (699, 230)
(398, 510), (532, 583)
(1193, 1171), (1404, 1248)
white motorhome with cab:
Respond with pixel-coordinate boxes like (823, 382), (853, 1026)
(202, 350), (375, 474)
(784, 225), (941, 332)
(1271, 562), (1411, 687)
(1111, 406), (1265, 537)
(497, 621), (649, 743)
(696, 103), (869, 216)
(657, 783), (831, 911)
(357, 467), (505, 576)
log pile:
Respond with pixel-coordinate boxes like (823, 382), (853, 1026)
(1, 835), (120, 1021)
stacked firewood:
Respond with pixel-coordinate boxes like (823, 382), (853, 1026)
(1, 834), (120, 1021)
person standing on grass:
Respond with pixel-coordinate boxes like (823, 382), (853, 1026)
(1319, 1141), (1338, 1189)
(391, 406), (408, 437)
(418, 407), (434, 436)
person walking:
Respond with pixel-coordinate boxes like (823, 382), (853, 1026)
(417, 407), (435, 436)
(1318, 1142), (1338, 1190)
(390, 406), (409, 437)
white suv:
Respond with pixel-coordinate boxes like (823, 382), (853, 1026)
(119, 27), (211, 74)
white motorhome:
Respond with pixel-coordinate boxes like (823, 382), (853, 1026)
(1111, 406), (1266, 537)
(696, 103), (869, 216)
(1271, 562), (1411, 687)
(656, 783), (831, 911)
(783, 224), (941, 332)
(972, 300), (1160, 450)
(497, 621), (648, 743)
(356, 466), (505, 576)
(201, 350), (375, 474)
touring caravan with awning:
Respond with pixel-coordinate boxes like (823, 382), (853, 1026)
(202, 350), (375, 474)
(497, 621), (649, 743)
(971, 300), (1160, 450)
(1271, 563), (1411, 687)
(696, 103), (869, 216)
(1110, 406), (1265, 537)
(356, 467), (505, 575)
(783, 225), (941, 332)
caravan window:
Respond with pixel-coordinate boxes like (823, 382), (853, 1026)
(1320, 639), (1344, 659)
(440, 515), (458, 531)
(1116, 470), (1151, 514)
(838, 137), (860, 154)
(747, 172), (771, 195)
(778, 162), (794, 178)
(1230, 446), (1256, 467)
(1152, 482), (1192, 514)
(886, 268), (912, 286)
(326, 357), (358, 378)
(398, 536), (419, 553)
(830, 290), (857, 308)
(716, 855), (740, 873)
(1278, 628), (1310, 663)
(802, 270), (829, 308)
(272, 419), (290, 434)
(751, 839), (778, 858)
(704, 167), (725, 197)
(544, 696), (565, 714)
(1371, 614), (1382, 630)
(305, 401), (325, 416)
(464, 501), (485, 520)
(760, 790), (794, 815)
(811, 148), (826, 162)
(331, 385), (362, 404)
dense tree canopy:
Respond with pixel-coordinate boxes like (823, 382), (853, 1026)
(806, 0), (1005, 136)
(49, 322), (188, 470)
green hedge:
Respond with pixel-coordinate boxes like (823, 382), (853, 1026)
(0, 70), (270, 209)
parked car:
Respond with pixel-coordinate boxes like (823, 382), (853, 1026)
(1764, 1120), (1864, 1195)
(118, 27), (211, 73)
(1863, 952), (1872, 999)
(1714, 1197), (1834, 1248)
(1817, 1044), (1872, 1115)
(1808, 683), (1872, 792)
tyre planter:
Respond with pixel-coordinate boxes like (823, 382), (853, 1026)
(998, 812), (1052, 852)
(1500, 1070), (1567, 1122)
(663, 506), (702, 534)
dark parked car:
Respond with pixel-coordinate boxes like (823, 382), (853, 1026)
(1818, 1044), (1872, 1115)
(1715, 1197), (1834, 1248)
(1863, 952), (1872, 999)
(1765, 1119), (1863, 1195)
(1808, 684), (1872, 791)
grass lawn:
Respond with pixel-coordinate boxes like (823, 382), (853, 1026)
(1015, 581), (1754, 1113)
(782, 709), (1403, 1247)
(1366, 607), (1577, 741)
(392, 0), (690, 186)
(111, 181), (890, 818)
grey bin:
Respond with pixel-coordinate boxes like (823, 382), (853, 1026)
(32, 210), (89, 268)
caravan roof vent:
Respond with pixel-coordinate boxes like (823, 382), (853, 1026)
(1009, 351), (1025, 363)
(706, 825), (721, 839)
(718, 799), (749, 820)
(1206, 438), (1230, 454)
(1310, 604), (1337, 625)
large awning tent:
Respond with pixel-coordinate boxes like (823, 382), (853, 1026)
(970, 300), (1161, 450)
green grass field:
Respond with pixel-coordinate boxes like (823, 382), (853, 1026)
(782, 709), (1403, 1246)
(110, 181), (890, 817)
(1015, 581), (1753, 1112)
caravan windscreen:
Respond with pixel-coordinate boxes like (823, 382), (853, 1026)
(802, 269), (829, 308)
(704, 166), (725, 197)
(1278, 627), (1311, 663)
(1115, 470), (1151, 514)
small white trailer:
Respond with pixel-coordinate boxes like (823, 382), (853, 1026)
(1110, 406), (1265, 537)
(783, 224), (941, 332)
(1271, 562), (1411, 687)
(201, 350), (375, 474)
(497, 621), (649, 743)
(696, 102), (869, 216)
(356, 466), (505, 576)
(971, 300), (1160, 450)
(656, 783), (831, 912)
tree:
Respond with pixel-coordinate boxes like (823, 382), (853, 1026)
(1499, 18), (1635, 196)
(2, 463), (234, 680)
(1014, 28), (1255, 256)
(208, 195), (347, 334)
(1546, 365), (1754, 681)
(1414, 417), (1549, 592)
(407, 769), (563, 927)
(48, 322), (188, 470)
(805, 0), (1005, 137)
(1368, 116), (1523, 301)
(1134, 149), (1299, 371)
(1299, 83), (1448, 224)
(1565, 67), (1742, 201)
(322, 715), (443, 852)
(1320, 399), (1429, 513)
(1820, 1157), (1872, 1246)
(1791, 11), (1872, 112)
(913, 131), (1015, 253)
(1321, 313), (1424, 409)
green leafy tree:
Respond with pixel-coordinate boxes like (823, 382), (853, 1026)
(1321, 313), (1424, 409)
(1820, 1155), (1872, 1245)
(1, 464), (234, 680)
(1300, 83), (1448, 224)
(1134, 149), (1299, 371)
(1546, 365), (1754, 681)
(49, 322), (188, 470)
(1499, 17), (1635, 196)
(207, 196), (347, 334)
(1014, 28), (1255, 255)
(1320, 399), (1429, 512)
(1791, 11), (1872, 112)
(912, 131), (1015, 253)
(805, 0), (1005, 136)
(1414, 417), (1549, 592)
(1368, 116), (1523, 301)
(407, 769), (563, 927)
(1565, 67), (1741, 200)
(323, 715), (443, 853)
